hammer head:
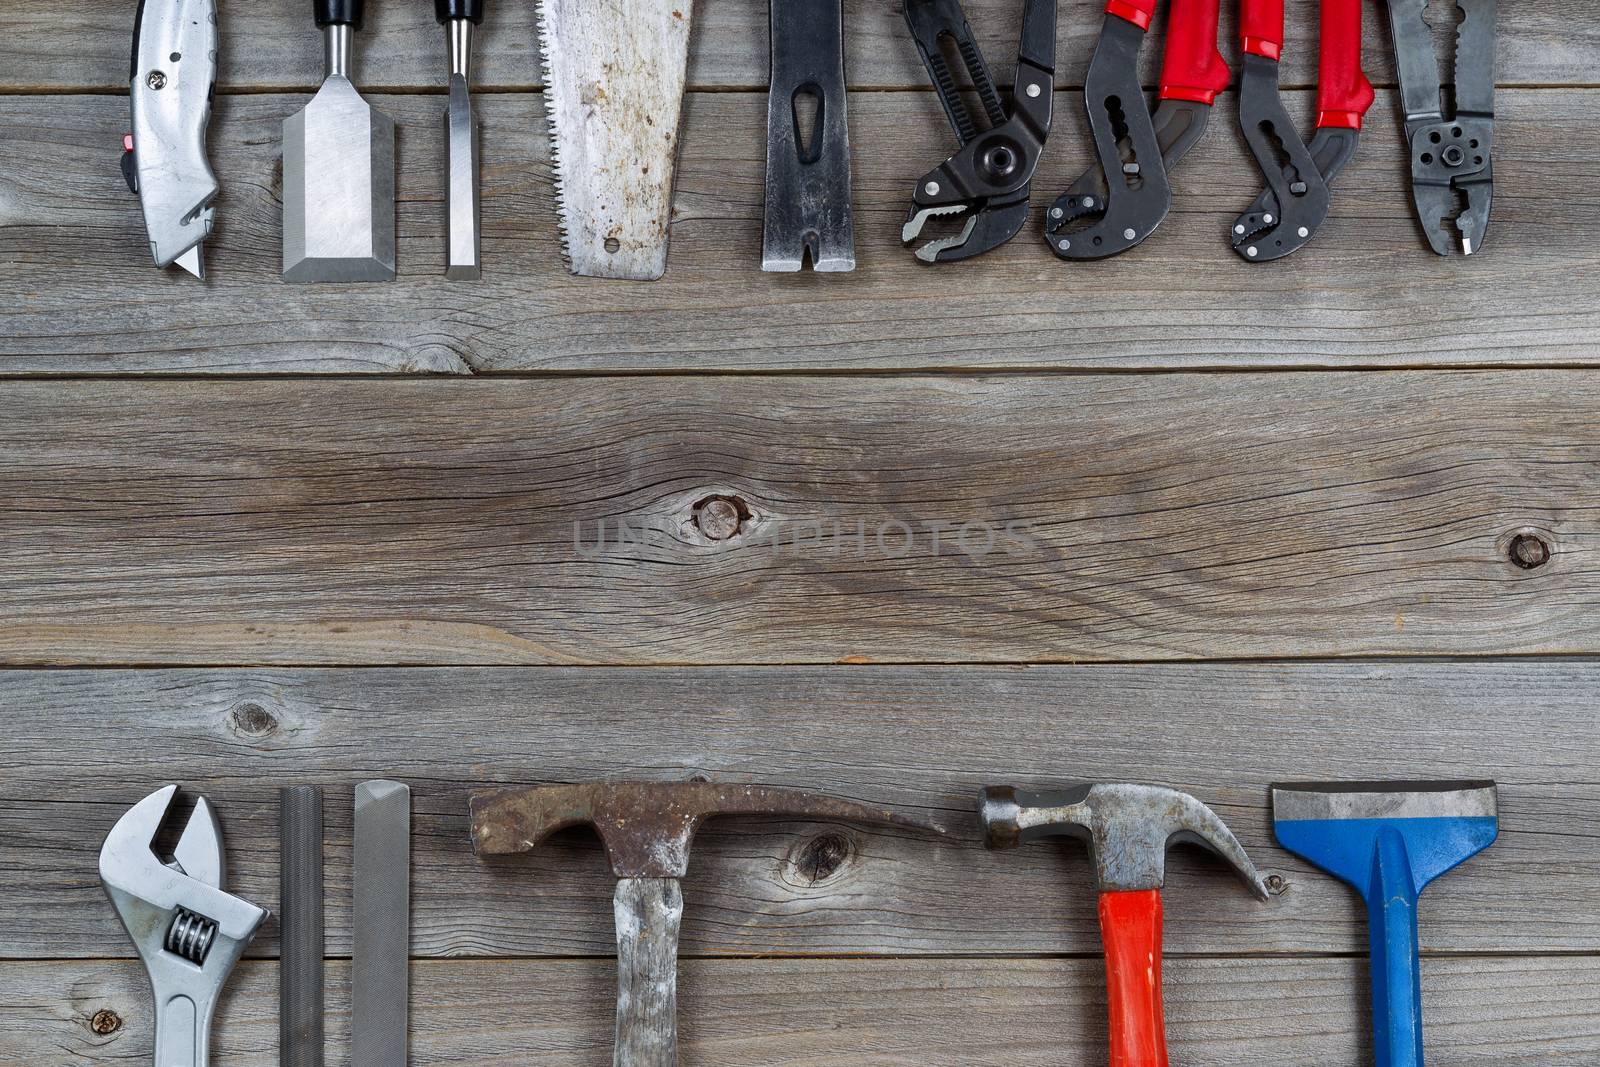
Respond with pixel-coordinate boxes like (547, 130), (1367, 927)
(471, 781), (938, 879)
(982, 783), (1270, 899)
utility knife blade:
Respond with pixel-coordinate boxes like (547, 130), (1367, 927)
(128, 0), (220, 276)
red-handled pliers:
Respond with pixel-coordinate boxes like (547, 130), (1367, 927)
(1044, 0), (1229, 260)
(1231, 0), (1374, 261)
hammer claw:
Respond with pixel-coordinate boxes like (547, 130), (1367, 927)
(981, 781), (1270, 1067)
(982, 783), (1268, 897)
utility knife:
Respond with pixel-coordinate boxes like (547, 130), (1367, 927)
(125, 0), (220, 277)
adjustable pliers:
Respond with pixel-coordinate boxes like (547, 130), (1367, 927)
(1044, 0), (1230, 260)
(901, 0), (1056, 263)
(1231, 0), (1373, 261)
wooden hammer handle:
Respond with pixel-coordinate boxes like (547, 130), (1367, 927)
(1099, 889), (1169, 1067)
(613, 877), (684, 1067)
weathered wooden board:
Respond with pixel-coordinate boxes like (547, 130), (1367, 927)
(2, 0), (1587, 94)
(5, 956), (1596, 1066)
(3, 663), (1592, 958)
(3, 88), (1594, 374)
(0, 374), (1591, 665)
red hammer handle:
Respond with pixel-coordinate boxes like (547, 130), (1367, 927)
(1316, 0), (1374, 128)
(1099, 889), (1169, 1067)
(1158, 0), (1230, 105)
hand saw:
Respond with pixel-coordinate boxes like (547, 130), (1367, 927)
(538, 0), (695, 280)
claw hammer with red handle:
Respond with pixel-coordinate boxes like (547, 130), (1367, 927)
(982, 784), (1271, 1067)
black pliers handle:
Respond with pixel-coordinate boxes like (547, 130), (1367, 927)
(901, 0), (1056, 263)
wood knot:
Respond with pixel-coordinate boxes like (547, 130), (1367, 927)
(791, 831), (854, 885)
(230, 701), (278, 737)
(1265, 873), (1288, 896)
(692, 495), (751, 541)
(90, 1010), (121, 1035)
(1508, 532), (1551, 570)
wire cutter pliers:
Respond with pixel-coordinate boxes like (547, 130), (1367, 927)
(901, 0), (1056, 263)
(1387, 0), (1496, 255)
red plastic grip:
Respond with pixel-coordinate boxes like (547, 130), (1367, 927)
(1239, 0), (1284, 59)
(1158, 0), (1229, 104)
(1106, 0), (1158, 31)
(1099, 890), (1169, 1067)
(1316, 0), (1374, 128)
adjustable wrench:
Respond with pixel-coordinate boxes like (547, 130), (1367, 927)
(100, 785), (267, 1067)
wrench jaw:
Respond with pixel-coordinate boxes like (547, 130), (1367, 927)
(100, 786), (268, 1067)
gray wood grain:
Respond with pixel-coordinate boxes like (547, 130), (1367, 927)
(3, 1), (1588, 94)
(2, 663), (1593, 958)
(4, 956), (1595, 1066)
(0, 374), (1593, 665)
(2, 88), (1594, 373)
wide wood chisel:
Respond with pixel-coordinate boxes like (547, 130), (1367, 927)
(1272, 780), (1500, 1067)
(283, 0), (397, 282)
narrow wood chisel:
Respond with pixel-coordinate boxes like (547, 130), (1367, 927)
(437, 0), (485, 279)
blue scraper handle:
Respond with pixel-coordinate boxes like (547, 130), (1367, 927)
(1274, 815), (1498, 1067)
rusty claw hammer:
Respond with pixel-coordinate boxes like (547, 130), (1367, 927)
(982, 784), (1270, 1067)
(470, 781), (940, 1067)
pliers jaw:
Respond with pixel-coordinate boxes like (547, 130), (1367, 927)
(900, 0), (1055, 264)
(1387, 0), (1496, 255)
(1231, 50), (1332, 262)
(1411, 118), (1494, 255)
(1231, 126), (1358, 261)
(1043, 96), (1212, 259)
(904, 190), (1031, 263)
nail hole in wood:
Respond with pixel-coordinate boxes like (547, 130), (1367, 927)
(792, 831), (853, 885)
(230, 701), (279, 737)
(692, 494), (751, 541)
(1508, 532), (1551, 570)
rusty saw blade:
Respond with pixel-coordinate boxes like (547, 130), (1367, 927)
(537, 0), (694, 280)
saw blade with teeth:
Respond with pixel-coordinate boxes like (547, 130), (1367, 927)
(537, 0), (694, 281)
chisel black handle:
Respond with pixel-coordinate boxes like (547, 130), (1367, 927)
(315, 0), (365, 28)
(435, 0), (484, 23)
